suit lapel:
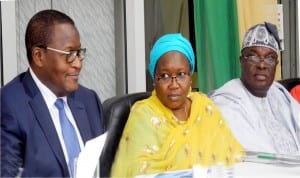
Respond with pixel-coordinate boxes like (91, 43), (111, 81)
(67, 97), (93, 143)
(23, 71), (69, 176)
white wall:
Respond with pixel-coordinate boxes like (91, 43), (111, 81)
(125, 0), (146, 93)
(1, 1), (17, 84)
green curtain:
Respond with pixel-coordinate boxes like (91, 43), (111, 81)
(193, 0), (241, 93)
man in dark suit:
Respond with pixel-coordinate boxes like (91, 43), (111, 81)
(1, 9), (105, 177)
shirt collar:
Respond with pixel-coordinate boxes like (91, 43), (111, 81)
(29, 68), (67, 107)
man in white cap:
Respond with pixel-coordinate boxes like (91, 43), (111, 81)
(209, 22), (300, 155)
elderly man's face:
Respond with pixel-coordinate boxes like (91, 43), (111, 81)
(240, 46), (278, 97)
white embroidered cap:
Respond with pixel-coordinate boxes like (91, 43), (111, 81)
(242, 22), (280, 53)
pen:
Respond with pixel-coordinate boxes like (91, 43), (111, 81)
(244, 151), (300, 164)
(257, 153), (276, 160)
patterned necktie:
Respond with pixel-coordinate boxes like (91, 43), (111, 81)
(55, 98), (81, 177)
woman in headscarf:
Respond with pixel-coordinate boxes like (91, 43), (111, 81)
(111, 33), (244, 177)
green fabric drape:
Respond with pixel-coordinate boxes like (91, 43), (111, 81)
(193, 0), (241, 93)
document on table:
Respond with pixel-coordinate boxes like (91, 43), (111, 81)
(135, 151), (300, 178)
(135, 164), (234, 178)
(75, 132), (107, 178)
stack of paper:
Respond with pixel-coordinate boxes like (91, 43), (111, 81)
(135, 164), (234, 178)
(75, 132), (107, 178)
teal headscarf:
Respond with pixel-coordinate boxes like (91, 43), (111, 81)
(149, 33), (195, 79)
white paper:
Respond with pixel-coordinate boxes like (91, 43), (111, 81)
(135, 161), (300, 178)
(234, 161), (300, 178)
(75, 132), (107, 178)
(135, 165), (210, 178)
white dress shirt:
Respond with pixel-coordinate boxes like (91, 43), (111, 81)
(29, 68), (84, 165)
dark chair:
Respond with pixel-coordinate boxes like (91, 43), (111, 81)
(99, 92), (151, 177)
(278, 78), (300, 92)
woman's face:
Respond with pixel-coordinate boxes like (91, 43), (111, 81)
(154, 51), (192, 110)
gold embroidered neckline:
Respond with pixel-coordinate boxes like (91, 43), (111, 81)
(173, 100), (189, 124)
(173, 116), (187, 124)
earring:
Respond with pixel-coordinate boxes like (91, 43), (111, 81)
(187, 86), (192, 98)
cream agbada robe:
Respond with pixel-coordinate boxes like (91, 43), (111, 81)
(209, 79), (300, 154)
(111, 91), (243, 177)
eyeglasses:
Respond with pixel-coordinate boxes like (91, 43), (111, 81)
(243, 55), (277, 67)
(43, 46), (86, 63)
(155, 72), (190, 85)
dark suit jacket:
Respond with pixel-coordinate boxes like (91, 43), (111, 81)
(1, 71), (105, 177)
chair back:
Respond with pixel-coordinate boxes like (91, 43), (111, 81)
(100, 92), (151, 177)
(278, 78), (300, 91)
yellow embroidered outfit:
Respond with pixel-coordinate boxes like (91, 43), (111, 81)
(111, 91), (243, 177)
